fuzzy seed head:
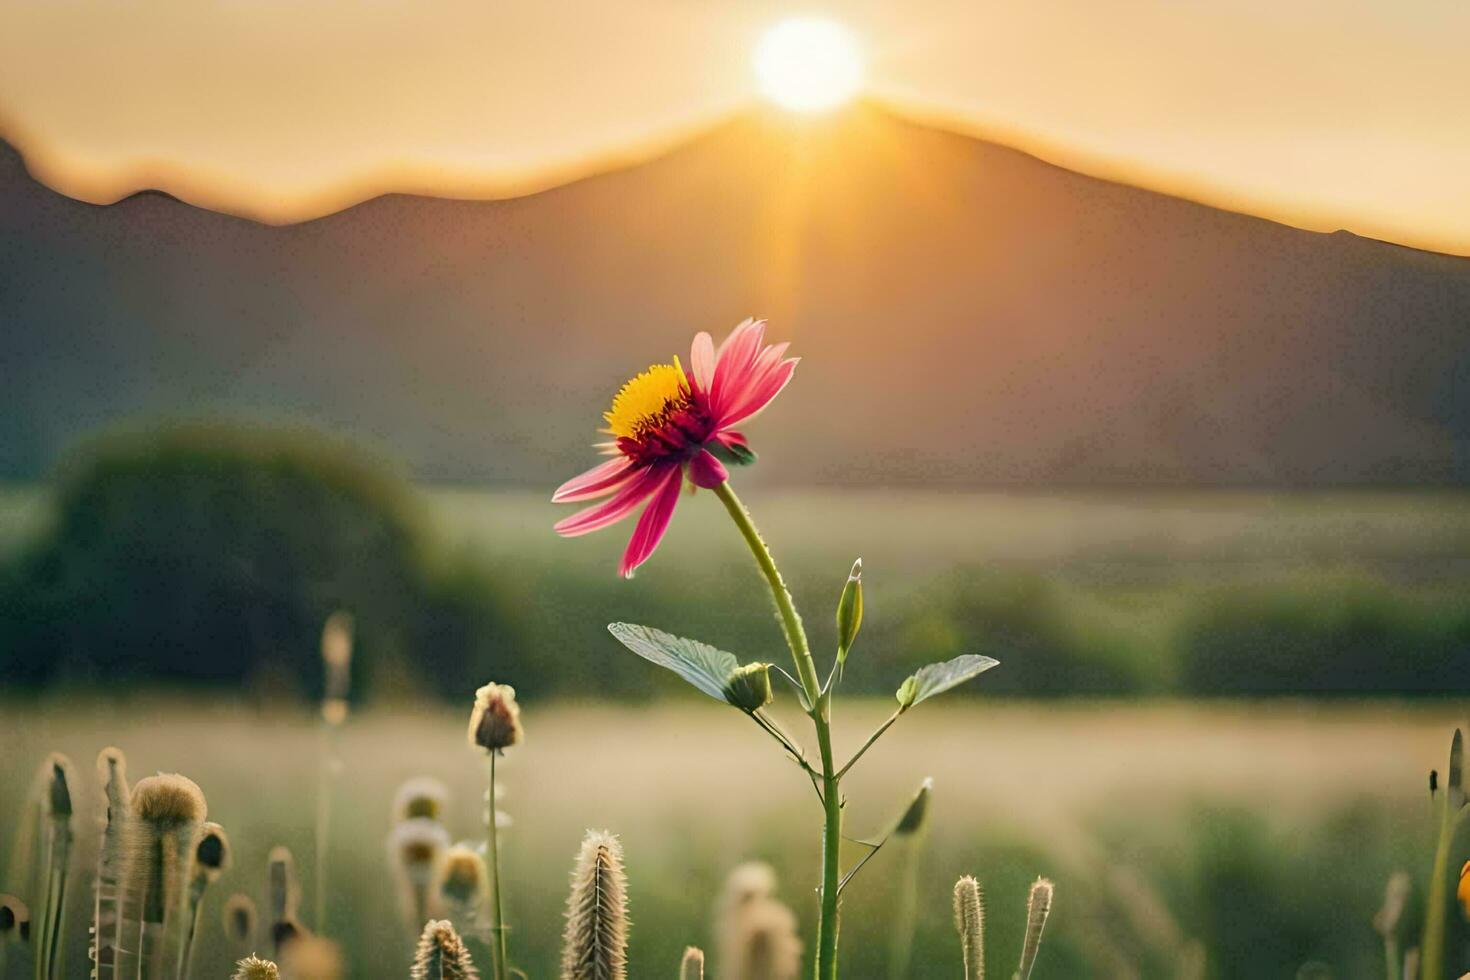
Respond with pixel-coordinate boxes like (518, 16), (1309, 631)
(953, 876), (984, 980)
(224, 893), (258, 944)
(468, 682), (524, 753)
(1015, 877), (1055, 980)
(0, 894), (31, 943)
(393, 777), (450, 822)
(97, 746), (131, 823)
(392, 818), (450, 875)
(726, 898), (802, 980)
(560, 830), (629, 980)
(680, 946), (705, 980)
(439, 845), (488, 906)
(195, 822), (232, 879)
(1373, 870), (1411, 937)
(232, 954), (280, 980)
(280, 936), (342, 980)
(131, 773), (207, 829)
(40, 753), (75, 819)
(412, 919), (480, 980)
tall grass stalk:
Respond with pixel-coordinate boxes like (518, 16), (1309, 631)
(1372, 870), (1409, 980)
(558, 830), (628, 980)
(35, 755), (75, 980)
(178, 823), (229, 980)
(92, 749), (130, 980)
(389, 819), (449, 939)
(1420, 728), (1466, 980)
(267, 847), (304, 957)
(468, 683), (522, 980)
(315, 611), (352, 936)
(886, 788), (931, 980)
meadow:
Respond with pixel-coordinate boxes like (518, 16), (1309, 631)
(3, 476), (1468, 977)
(0, 697), (1459, 979)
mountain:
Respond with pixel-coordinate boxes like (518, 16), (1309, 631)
(2, 104), (1469, 486)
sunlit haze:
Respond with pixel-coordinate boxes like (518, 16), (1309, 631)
(1, 1), (1468, 253)
(754, 18), (864, 112)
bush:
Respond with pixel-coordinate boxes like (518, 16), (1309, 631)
(1177, 577), (1470, 696)
(0, 424), (516, 697)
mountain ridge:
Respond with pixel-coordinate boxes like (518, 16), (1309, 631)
(3, 105), (1468, 486)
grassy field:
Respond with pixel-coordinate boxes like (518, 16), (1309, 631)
(1, 698), (1462, 978)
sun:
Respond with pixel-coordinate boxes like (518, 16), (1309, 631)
(753, 18), (865, 113)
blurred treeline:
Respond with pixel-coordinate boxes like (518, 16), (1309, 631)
(1, 424), (1467, 700)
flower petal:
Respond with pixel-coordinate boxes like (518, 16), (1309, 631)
(551, 456), (635, 503)
(689, 331), (716, 394)
(619, 464), (685, 577)
(554, 464), (666, 537)
(688, 449), (729, 489)
(710, 318), (767, 417)
(719, 357), (799, 428)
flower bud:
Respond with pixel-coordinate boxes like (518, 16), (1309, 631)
(1459, 860), (1470, 921)
(468, 682), (523, 753)
(893, 777), (933, 836)
(723, 663), (774, 712)
(835, 559), (863, 664)
(896, 674), (919, 710)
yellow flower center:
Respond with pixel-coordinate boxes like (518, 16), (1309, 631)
(603, 359), (688, 439)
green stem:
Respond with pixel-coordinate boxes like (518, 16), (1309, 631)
(487, 754), (509, 980)
(1382, 935), (1399, 980)
(711, 481), (841, 980)
(314, 722), (338, 935)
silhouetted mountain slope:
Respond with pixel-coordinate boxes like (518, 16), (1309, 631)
(2, 105), (1468, 485)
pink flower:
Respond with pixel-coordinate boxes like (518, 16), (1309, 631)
(553, 318), (798, 577)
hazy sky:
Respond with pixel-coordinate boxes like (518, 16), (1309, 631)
(2, 0), (1467, 254)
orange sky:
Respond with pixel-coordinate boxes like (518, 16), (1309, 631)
(2, 0), (1467, 254)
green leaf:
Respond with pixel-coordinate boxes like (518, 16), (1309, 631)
(896, 654), (999, 710)
(607, 623), (740, 703)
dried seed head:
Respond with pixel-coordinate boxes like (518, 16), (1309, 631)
(195, 822), (232, 880)
(393, 777), (450, 822)
(224, 893), (258, 945)
(268, 846), (301, 923)
(439, 845), (488, 907)
(1015, 878), (1055, 980)
(231, 954), (280, 980)
(680, 946), (705, 980)
(280, 935), (342, 980)
(726, 898), (802, 980)
(468, 683), (524, 753)
(0, 894), (31, 943)
(723, 663), (774, 712)
(132, 773), (207, 830)
(392, 818), (450, 878)
(953, 876), (984, 980)
(412, 919), (480, 980)
(1373, 870), (1411, 937)
(560, 830), (629, 980)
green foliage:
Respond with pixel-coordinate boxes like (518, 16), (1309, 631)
(1177, 577), (1470, 695)
(0, 424), (517, 698)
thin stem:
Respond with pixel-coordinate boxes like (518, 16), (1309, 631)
(1382, 935), (1399, 980)
(487, 754), (509, 980)
(836, 711), (902, 780)
(711, 480), (841, 980)
(313, 722), (338, 934)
